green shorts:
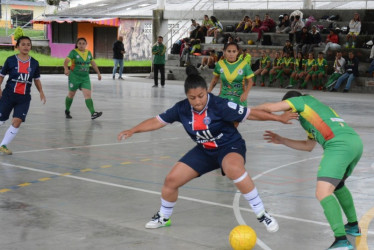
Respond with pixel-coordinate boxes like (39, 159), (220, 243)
(68, 72), (91, 91)
(318, 134), (363, 180)
(315, 70), (326, 75)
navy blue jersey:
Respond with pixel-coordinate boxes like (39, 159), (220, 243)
(0, 55), (40, 95)
(157, 93), (250, 149)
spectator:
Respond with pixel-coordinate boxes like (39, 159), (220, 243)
(296, 27), (311, 56)
(189, 19), (200, 37)
(367, 44), (374, 77)
(207, 16), (223, 44)
(300, 52), (316, 89)
(346, 13), (361, 48)
(191, 26), (206, 43)
(277, 51), (294, 87)
(235, 16), (251, 32)
(253, 51), (271, 86)
(251, 15), (262, 33)
(314, 52), (328, 90)
(325, 50), (346, 90)
(180, 39), (201, 66)
(152, 36), (166, 88)
(268, 51), (283, 86)
(256, 13), (276, 42)
(322, 29), (341, 54)
(198, 50), (218, 70)
(289, 15), (304, 44)
(286, 51), (306, 88)
(276, 14), (291, 34)
(331, 51), (359, 92)
(202, 15), (213, 31)
(112, 36), (125, 80)
(282, 40), (294, 57)
(308, 25), (321, 53)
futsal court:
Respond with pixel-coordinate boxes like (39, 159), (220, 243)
(0, 74), (373, 250)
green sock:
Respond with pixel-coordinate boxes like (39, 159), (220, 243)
(253, 75), (257, 83)
(289, 77), (295, 86)
(269, 74), (274, 83)
(85, 98), (95, 115)
(320, 195), (346, 237)
(276, 70), (283, 79)
(261, 75), (265, 83)
(279, 75), (284, 86)
(334, 186), (358, 223)
(65, 97), (73, 111)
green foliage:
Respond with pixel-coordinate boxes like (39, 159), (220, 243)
(14, 27), (24, 40)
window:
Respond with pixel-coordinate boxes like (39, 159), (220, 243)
(11, 9), (33, 28)
(52, 22), (77, 44)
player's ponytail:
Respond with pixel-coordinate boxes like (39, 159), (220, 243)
(282, 90), (303, 100)
(184, 66), (207, 94)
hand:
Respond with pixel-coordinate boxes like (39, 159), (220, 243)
(64, 68), (70, 76)
(117, 130), (133, 141)
(40, 92), (46, 104)
(279, 110), (298, 124)
(98, 74), (102, 80)
(240, 92), (248, 102)
(264, 130), (283, 144)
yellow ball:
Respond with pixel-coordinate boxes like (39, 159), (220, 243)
(229, 225), (257, 250)
(247, 40), (254, 45)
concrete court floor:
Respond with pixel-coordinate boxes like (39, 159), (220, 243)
(0, 73), (373, 250)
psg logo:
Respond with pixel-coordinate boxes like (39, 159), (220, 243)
(203, 116), (211, 125)
(27, 67), (32, 73)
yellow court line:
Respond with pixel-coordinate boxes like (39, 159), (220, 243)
(140, 159), (151, 162)
(80, 168), (92, 173)
(61, 173), (72, 176)
(18, 183), (31, 187)
(0, 189), (11, 193)
(160, 156), (170, 159)
(38, 177), (51, 182)
(120, 162), (132, 165)
(100, 165), (112, 168)
(356, 207), (374, 250)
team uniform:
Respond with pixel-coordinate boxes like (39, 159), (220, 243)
(269, 57), (282, 86)
(294, 58), (306, 74)
(157, 93), (250, 175)
(316, 58), (328, 75)
(254, 56), (271, 86)
(277, 57), (294, 87)
(67, 49), (93, 91)
(305, 58), (316, 75)
(285, 95), (362, 180)
(0, 55), (40, 122)
(213, 59), (254, 107)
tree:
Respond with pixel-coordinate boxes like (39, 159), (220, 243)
(14, 26), (24, 41)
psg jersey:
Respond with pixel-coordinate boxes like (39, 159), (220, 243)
(157, 93), (250, 149)
(0, 55), (40, 95)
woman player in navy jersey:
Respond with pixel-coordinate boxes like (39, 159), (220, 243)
(117, 66), (297, 232)
(0, 36), (46, 155)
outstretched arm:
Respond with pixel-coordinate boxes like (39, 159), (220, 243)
(247, 109), (298, 124)
(264, 130), (316, 151)
(253, 100), (292, 113)
(117, 117), (166, 141)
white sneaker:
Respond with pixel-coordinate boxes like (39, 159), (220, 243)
(145, 211), (171, 229)
(198, 65), (204, 70)
(203, 65), (209, 70)
(257, 211), (279, 232)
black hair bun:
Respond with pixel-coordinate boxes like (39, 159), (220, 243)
(186, 65), (199, 76)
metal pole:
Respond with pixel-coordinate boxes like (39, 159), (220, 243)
(5, 0), (8, 36)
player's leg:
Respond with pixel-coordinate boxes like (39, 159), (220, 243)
(81, 87), (102, 120)
(65, 90), (76, 119)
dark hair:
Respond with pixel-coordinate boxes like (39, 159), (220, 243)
(223, 42), (240, 51)
(184, 66), (207, 94)
(282, 91), (303, 100)
(16, 36), (32, 47)
(75, 37), (87, 48)
(158, 36), (163, 39)
(210, 16), (218, 23)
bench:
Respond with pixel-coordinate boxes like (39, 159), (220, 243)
(0, 36), (15, 50)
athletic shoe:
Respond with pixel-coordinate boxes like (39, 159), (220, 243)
(260, 82), (265, 87)
(145, 211), (171, 229)
(257, 211), (279, 232)
(345, 223), (361, 236)
(0, 145), (12, 155)
(112, 75), (115, 80)
(198, 65), (204, 70)
(203, 65), (209, 70)
(91, 111), (102, 120)
(152, 85), (158, 88)
(65, 110), (72, 119)
(328, 239), (354, 249)
(118, 77), (124, 80)
(343, 89), (349, 93)
(285, 84), (293, 89)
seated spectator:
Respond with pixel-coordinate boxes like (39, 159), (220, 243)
(331, 51), (359, 92)
(190, 25), (206, 43)
(251, 15), (262, 33)
(180, 39), (201, 66)
(238, 48), (252, 65)
(256, 13), (276, 42)
(296, 27), (311, 56)
(198, 50), (218, 70)
(207, 16), (223, 43)
(189, 19), (200, 37)
(325, 50), (346, 90)
(289, 15), (304, 44)
(276, 14), (291, 34)
(322, 29), (341, 54)
(368, 44), (374, 77)
(202, 15), (213, 31)
(235, 16), (251, 32)
(308, 25), (321, 53)
(282, 40), (294, 57)
(346, 12), (361, 48)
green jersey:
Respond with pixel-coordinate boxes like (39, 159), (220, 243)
(152, 43), (166, 64)
(238, 53), (251, 65)
(213, 59), (254, 106)
(285, 95), (357, 147)
(273, 57), (282, 67)
(260, 56), (271, 68)
(316, 58), (328, 71)
(305, 59), (316, 71)
(67, 49), (92, 77)
(294, 58), (306, 71)
(281, 57), (294, 68)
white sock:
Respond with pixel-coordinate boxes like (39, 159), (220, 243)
(242, 187), (265, 217)
(1, 125), (19, 146)
(159, 198), (176, 219)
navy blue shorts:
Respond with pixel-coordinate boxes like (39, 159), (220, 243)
(179, 139), (247, 176)
(0, 90), (31, 122)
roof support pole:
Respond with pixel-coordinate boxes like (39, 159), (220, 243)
(157, 0), (165, 9)
(303, 0), (313, 9)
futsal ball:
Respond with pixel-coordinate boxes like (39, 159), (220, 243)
(229, 225), (257, 250)
(247, 40), (254, 45)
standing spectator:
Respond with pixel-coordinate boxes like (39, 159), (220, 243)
(346, 13), (361, 48)
(296, 27), (311, 56)
(198, 50), (218, 70)
(207, 16), (223, 44)
(64, 37), (102, 120)
(308, 25), (321, 53)
(152, 36), (166, 88)
(256, 13), (276, 42)
(282, 39), (294, 57)
(325, 50), (346, 90)
(289, 15), (305, 44)
(0, 36), (46, 155)
(331, 51), (359, 92)
(112, 36), (125, 80)
(276, 14), (291, 34)
(322, 29), (341, 54)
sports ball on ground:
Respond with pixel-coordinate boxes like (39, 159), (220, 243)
(229, 225), (257, 250)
